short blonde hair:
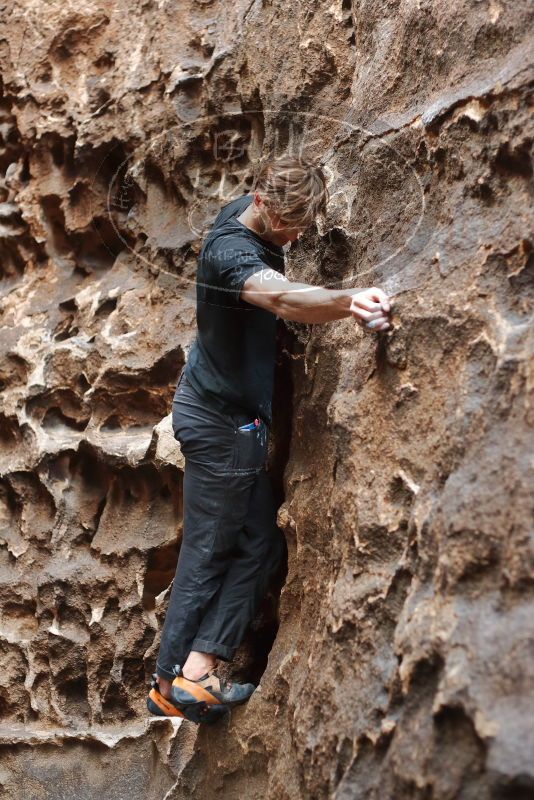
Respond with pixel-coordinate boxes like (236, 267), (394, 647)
(252, 155), (329, 228)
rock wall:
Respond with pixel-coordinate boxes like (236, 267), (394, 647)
(0, 1), (532, 798)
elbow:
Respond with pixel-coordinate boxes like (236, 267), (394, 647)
(275, 295), (308, 323)
(264, 293), (290, 319)
(273, 294), (294, 321)
(273, 303), (292, 321)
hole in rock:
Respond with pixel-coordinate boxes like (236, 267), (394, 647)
(122, 657), (146, 688)
(20, 153), (31, 182)
(91, 385), (171, 425)
(431, 705), (486, 791)
(101, 679), (135, 721)
(57, 676), (91, 719)
(95, 296), (118, 317)
(0, 692), (10, 718)
(494, 140), (533, 179)
(59, 297), (77, 312)
(53, 315), (79, 341)
(387, 475), (415, 506)
(42, 407), (89, 432)
(100, 414), (122, 431)
(94, 51), (115, 69)
(148, 349), (184, 386)
(77, 373), (91, 393)
(75, 216), (130, 271)
(342, 0), (356, 45)
(318, 227), (352, 282)
(67, 180), (89, 209)
(40, 195), (73, 256)
(142, 539), (180, 612)
(492, 777), (534, 800)
(51, 136), (65, 167)
(0, 238), (27, 281)
(0, 413), (22, 449)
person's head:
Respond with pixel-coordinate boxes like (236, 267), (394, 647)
(249, 155), (329, 245)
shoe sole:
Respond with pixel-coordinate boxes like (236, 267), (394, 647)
(176, 699), (229, 724)
(147, 688), (229, 725)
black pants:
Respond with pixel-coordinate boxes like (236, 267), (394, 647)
(156, 371), (285, 681)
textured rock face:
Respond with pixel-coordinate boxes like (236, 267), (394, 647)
(0, 1), (532, 798)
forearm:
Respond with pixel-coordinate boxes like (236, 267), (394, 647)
(275, 281), (356, 323)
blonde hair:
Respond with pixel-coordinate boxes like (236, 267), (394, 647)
(251, 155), (329, 228)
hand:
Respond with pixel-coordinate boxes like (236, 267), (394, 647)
(349, 287), (392, 332)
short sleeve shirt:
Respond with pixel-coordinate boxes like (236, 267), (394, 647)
(182, 193), (286, 427)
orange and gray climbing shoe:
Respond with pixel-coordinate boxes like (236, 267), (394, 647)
(171, 663), (255, 724)
(146, 673), (186, 719)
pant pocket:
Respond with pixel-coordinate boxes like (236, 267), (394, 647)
(232, 417), (269, 472)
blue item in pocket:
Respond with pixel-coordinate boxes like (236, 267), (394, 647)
(238, 419), (260, 431)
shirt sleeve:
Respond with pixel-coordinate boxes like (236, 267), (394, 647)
(208, 240), (268, 303)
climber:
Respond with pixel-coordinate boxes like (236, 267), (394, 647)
(147, 155), (392, 724)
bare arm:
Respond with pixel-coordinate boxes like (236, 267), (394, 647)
(240, 269), (392, 329)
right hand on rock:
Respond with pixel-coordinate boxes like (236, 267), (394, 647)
(349, 287), (392, 332)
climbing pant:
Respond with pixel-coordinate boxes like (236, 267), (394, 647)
(156, 370), (286, 681)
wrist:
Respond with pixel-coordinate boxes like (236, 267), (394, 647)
(331, 288), (356, 317)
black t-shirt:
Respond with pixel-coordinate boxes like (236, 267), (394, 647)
(182, 193), (285, 427)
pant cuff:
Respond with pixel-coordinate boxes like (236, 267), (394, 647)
(156, 661), (178, 681)
(190, 638), (235, 662)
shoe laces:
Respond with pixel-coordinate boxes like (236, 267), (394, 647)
(205, 665), (233, 692)
(172, 663), (233, 691)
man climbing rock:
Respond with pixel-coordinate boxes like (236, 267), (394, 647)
(147, 155), (392, 724)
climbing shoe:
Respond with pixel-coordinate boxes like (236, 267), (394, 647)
(146, 673), (186, 718)
(171, 664), (256, 723)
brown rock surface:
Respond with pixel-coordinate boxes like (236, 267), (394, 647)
(0, 1), (532, 798)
